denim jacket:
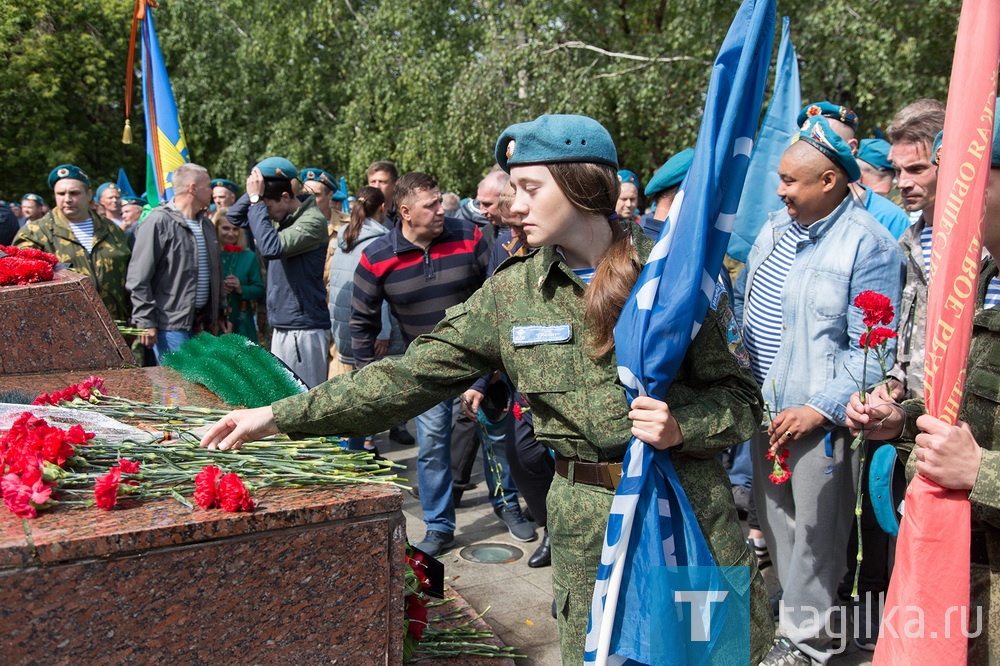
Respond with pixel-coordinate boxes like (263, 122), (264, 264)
(734, 196), (905, 425)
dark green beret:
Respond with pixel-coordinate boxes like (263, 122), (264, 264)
(644, 149), (695, 198)
(857, 139), (893, 172)
(255, 157), (298, 181)
(495, 114), (618, 173)
(798, 115), (861, 182)
(211, 179), (239, 194)
(797, 101), (859, 133)
(20, 193), (44, 205)
(48, 164), (91, 188)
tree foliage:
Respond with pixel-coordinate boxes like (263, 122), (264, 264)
(1, 0), (961, 202)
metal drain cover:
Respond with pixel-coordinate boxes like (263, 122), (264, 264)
(459, 543), (523, 564)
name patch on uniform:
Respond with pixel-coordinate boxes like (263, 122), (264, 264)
(512, 324), (572, 346)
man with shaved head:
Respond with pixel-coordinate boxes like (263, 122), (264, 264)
(735, 116), (903, 665)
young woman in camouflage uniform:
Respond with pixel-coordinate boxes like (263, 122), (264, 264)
(201, 115), (772, 664)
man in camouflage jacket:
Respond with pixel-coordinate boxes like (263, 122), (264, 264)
(14, 168), (131, 321)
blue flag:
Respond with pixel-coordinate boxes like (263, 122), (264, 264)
(116, 168), (137, 199)
(339, 176), (350, 214)
(139, 4), (189, 205)
(584, 0), (776, 663)
(727, 16), (800, 264)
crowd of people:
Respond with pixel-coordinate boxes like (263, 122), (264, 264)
(4, 94), (1000, 665)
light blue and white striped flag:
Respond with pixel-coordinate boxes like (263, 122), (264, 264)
(584, 0), (776, 663)
(727, 16), (800, 264)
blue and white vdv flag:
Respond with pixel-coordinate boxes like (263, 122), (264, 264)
(583, 0), (776, 663)
(727, 16), (801, 264)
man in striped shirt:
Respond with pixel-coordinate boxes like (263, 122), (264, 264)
(736, 117), (903, 665)
(127, 163), (223, 363)
(351, 172), (489, 555)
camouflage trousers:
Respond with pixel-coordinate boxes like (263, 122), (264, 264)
(547, 472), (772, 665)
(970, 561), (998, 665)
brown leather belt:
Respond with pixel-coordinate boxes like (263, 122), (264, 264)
(555, 456), (623, 490)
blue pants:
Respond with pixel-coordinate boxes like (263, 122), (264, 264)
(727, 439), (752, 488)
(153, 329), (192, 364)
(477, 417), (519, 511)
(416, 399), (456, 534)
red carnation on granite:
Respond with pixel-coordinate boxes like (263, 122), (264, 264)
(194, 465), (223, 509)
(405, 594), (429, 641)
(2, 473), (50, 519)
(0, 256), (55, 286)
(218, 472), (255, 512)
(0, 245), (58, 266)
(94, 468), (122, 510)
(853, 290), (894, 327)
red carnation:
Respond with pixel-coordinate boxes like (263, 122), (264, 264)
(2, 473), (37, 519)
(853, 290), (894, 327)
(860, 326), (898, 349)
(405, 595), (429, 641)
(117, 459), (141, 474)
(194, 465), (223, 509)
(512, 403), (523, 420)
(217, 472), (255, 512)
(222, 244), (244, 253)
(94, 468), (122, 510)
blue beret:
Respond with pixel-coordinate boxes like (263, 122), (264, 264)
(797, 102), (859, 133)
(617, 170), (641, 189)
(95, 182), (117, 199)
(798, 115), (861, 182)
(300, 167), (337, 189)
(20, 193), (44, 205)
(211, 179), (239, 194)
(857, 139), (893, 172)
(931, 131), (944, 166)
(644, 149), (695, 198)
(48, 164), (91, 188)
(255, 157), (298, 181)
(495, 114), (618, 173)
(121, 194), (147, 207)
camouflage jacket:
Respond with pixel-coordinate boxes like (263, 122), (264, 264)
(274, 225), (764, 564)
(888, 214), (929, 400)
(13, 209), (131, 321)
(899, 256), (1000, 521)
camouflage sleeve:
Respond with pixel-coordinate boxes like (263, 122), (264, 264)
(12, 221), (50, 250)
(970, 450), (1000, 515)
(665, 294), (764, 458)
(272, 280), (503, 438)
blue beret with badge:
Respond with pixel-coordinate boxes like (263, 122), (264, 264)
(644, 148), (695, 198)
(797, 101), (859, 133)
(857, 139), (893, 172)
(617, 169), (640, 189)
(121, 194), (147, 207)
(48, 164), (91, 188)
(95, 182), (116, 199)
(495, 114), (618, 173)
(798, 115), (861, 182)
(20, 193), (44, 205)
(255, 157), (298, 181)
(301, 167), (347, 201)
(211, 179), (239, 194)
(936, 100), (1000, 168)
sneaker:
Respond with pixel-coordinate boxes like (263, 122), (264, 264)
(731, 485), (751, 516)
(390, 424), (416, 446)
(494, 504), (537, 542)
(414, 530), (455, 557)
(853, 597), (880, 651)
(759, 637), (812, 666)
(748, 536), (771, 569)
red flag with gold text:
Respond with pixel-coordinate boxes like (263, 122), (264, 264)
(873, 1), (999, 663)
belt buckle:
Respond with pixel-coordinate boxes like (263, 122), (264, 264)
(606, 462), (623, 490)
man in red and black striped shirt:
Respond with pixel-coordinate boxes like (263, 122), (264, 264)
(350, 172), (489, 555)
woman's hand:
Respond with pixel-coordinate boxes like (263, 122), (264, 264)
(628, 396), (683, 450)
(224, 275), (242, 295)
(845, 387), (904, 441)
(767, 406), (827, 452)
(200, 406), (279, 450)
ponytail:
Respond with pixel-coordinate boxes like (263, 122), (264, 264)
(341, 186), (385, 251)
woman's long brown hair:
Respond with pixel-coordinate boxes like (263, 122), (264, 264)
(547, 162), (641, 357)
(340, 186), (385, 251)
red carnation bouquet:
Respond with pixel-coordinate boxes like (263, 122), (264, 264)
(0, 244), (59, 286)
